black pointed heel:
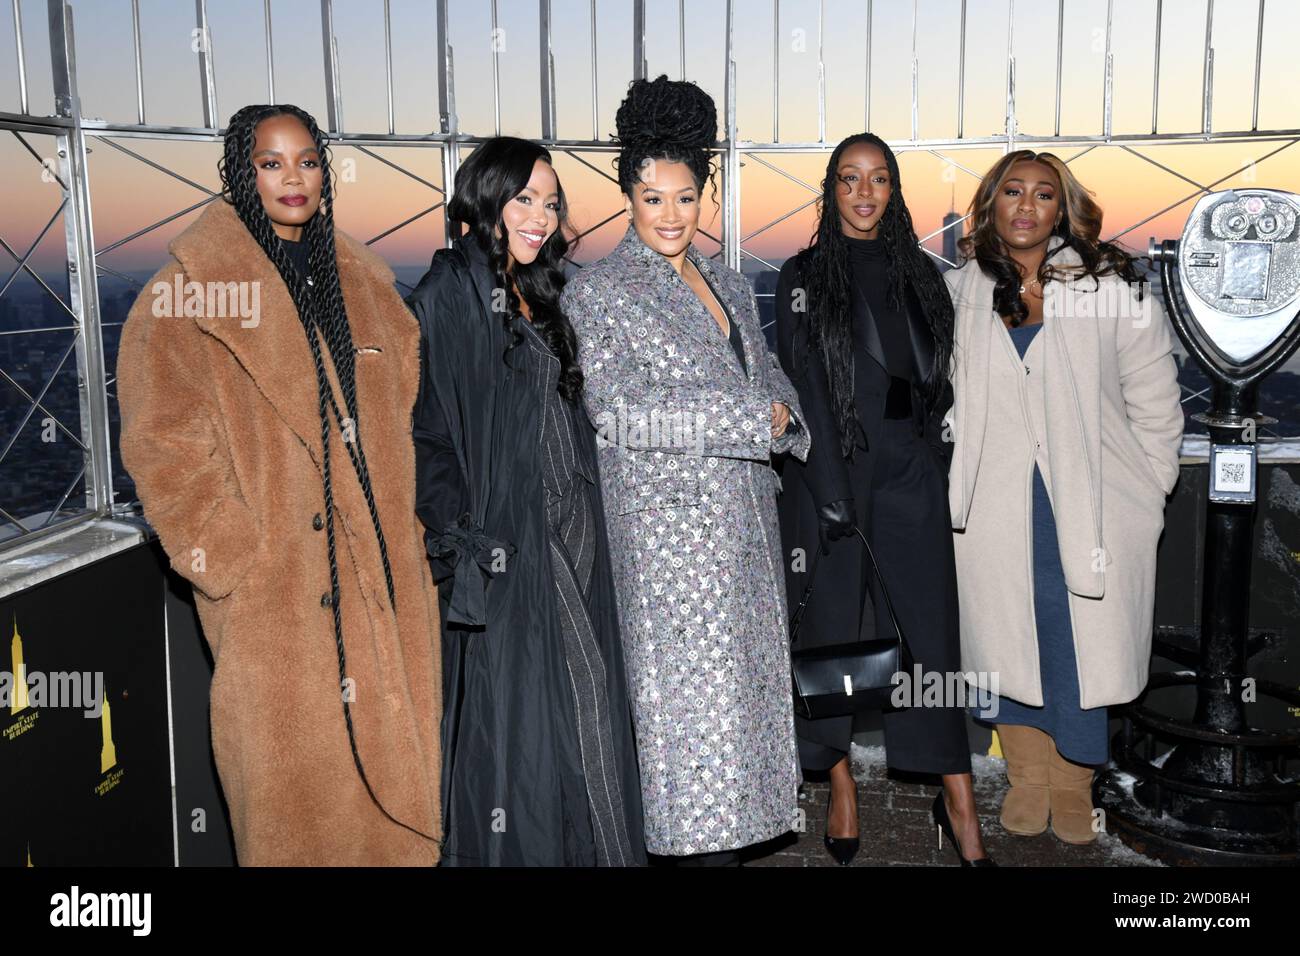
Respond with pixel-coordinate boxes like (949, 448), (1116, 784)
(824, 787), (860, 866)
(824, 833), (860, 866)
(931, 792), (997, 867)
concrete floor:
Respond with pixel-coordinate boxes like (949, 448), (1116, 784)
(740, 745), (1163, 867)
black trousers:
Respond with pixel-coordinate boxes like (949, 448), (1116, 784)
(794, 417), (972, 776)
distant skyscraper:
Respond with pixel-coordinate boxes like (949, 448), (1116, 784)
(941, 185), (963, 271)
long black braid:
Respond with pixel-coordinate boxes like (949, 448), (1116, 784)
(794, 132), (956, 458)
(218, 104), (435, 847)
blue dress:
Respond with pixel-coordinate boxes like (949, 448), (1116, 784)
(986, 322), (1109, 765)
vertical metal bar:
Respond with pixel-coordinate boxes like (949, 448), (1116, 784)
(724, 0), (740, 272)
(437, 0), (459, 248)
(818, 0), (826, 143)
(264, 0), (275, 102)
(1152, 0), (1163, 134)
(957, 0), (966, 139)
(865, 0), (872, 132)
(772, 0), (779, 142)
(589, 0), (598, 140)
(11, 0), (26, 115)
(679, 0), (685, 81)
(1053, 0), (1063, 136)
(910, 0), (918, 141)
(490, 0), (501, 136)
(1005, 0), (1016, 150)
(1251, 0), (1264, 131)
(443, 138), (458, 249)
(437, 0), (455, 135)
(196, 0), (219, 129)
(540, 0), (555, 140)
(1103, 0), (1114, 139)
(633, 0), (645, 81)
(383, 0), (394, 134)
(1203, 48), (1214, 136)
(130, 0), (144, 124)
(1201, 0), (1214, 135)
(47, 1), (112, 517)
(320, 0), (342, 133)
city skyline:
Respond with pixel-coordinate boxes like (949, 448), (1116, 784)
(4, 0), (1300, 533)
(2, 0), (1298, 274)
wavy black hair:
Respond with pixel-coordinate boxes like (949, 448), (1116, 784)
(447, 136), (582, 403)
(793, 132), (955, 457)
(218, 103), (435, 847)
(613, 74), (718, 206)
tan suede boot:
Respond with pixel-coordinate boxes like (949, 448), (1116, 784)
(996, 724), (1051, 836)
(1048, 745), (1099, 844)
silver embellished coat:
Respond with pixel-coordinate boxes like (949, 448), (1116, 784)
(560, 224), (810, 855)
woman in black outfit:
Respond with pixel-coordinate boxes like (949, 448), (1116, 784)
(406, 136), (645, 866)
(774, 133), (993, 866)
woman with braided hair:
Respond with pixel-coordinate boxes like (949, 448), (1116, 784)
(117, 105), (443, 864)
(406, 136), (645, 867)
(773, 133), (994, 865)
(563, 76), (809, 865)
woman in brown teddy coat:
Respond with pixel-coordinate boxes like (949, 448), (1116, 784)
(116, 105), (442, 865)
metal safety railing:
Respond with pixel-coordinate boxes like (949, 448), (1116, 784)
(1, 0), (1297, 553)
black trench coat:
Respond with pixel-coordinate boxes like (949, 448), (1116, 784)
(773, 253), (970, 776)
(406, 238), (645, 865)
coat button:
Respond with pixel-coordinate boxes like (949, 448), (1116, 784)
(312, 513), (324, 531)
(320, 592), (332, 608)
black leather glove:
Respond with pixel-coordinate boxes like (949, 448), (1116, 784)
(816, 498), (856, 555)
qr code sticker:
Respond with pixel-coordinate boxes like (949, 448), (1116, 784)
(1215, 451), (1252, 493)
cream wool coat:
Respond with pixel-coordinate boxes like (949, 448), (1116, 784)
(944, 240), (1183, 709)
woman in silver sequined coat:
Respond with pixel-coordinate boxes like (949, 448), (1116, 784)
(561, 77), (810, 863)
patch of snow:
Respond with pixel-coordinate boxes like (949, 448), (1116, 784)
(1108, 770), (1138, 797)
(1095, 831), (1166, 867)
(848, 743), (889, 778)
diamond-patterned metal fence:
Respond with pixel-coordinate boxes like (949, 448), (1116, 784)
(2, 0), (1297, 552)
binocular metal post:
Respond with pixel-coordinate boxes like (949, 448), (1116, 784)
(1094, 193), (1300, 865)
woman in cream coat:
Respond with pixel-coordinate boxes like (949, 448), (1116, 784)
(944, 150), (1183, 845)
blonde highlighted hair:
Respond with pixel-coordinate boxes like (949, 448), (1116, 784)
(961, 149), (1139, 325)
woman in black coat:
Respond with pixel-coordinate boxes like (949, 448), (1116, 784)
(775, 133), (992, 866)
(406, 136), (645, 866)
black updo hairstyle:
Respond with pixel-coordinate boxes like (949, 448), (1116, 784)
(447, 136), (583, 403)
(613, 74), (718, 206)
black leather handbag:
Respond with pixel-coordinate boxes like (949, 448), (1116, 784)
(789, 526), (915, 720)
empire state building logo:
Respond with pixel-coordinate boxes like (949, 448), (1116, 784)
(11, 617), (28, 714)
(100, 696), (116, 774)
(94, 687), (124, 797)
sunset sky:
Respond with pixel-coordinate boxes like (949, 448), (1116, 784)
(2, 0), (1299, 274)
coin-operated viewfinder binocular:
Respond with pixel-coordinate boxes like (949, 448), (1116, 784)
(1095, 189), (1300, 864)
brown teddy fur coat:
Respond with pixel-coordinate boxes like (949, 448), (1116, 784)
(117, 199), (441, 865)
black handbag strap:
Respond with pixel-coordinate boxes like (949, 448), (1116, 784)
(789, 525), (914, 663)
(787, 535), (823, 644)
